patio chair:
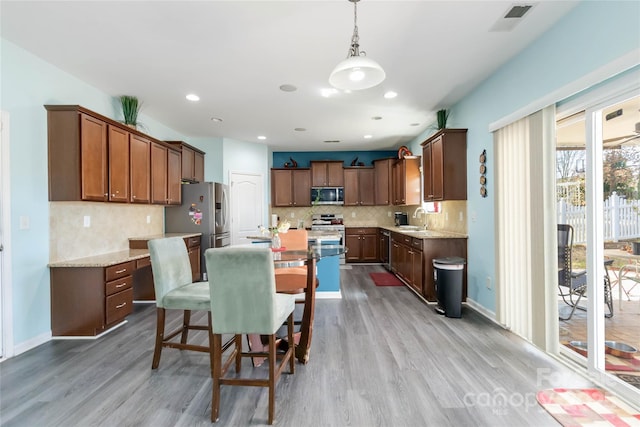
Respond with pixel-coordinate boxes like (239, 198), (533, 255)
(557, 224), (614, 320)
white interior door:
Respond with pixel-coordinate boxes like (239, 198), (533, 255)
(229, 172), (264, 246)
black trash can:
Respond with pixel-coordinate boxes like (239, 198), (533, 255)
(433, 257), (466, 318)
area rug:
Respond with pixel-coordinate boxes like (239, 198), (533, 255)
(369, 272), (403, 287)
(616, 374), (640, 390)
(536, 388), (640, 426)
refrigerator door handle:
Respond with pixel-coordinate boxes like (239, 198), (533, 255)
(222, 187), (229, 232)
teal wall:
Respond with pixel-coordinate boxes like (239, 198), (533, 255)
(406, 1), (640, 313)
(273, 151), (397, 169)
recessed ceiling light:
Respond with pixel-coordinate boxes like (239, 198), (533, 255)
(186, 94), (200, 101)
(383, 91), (397, 99)
(257, 136), (267, 140)
(294, 128), (307, 132)
(211, 117), (223, 122)
(371, 116), (382, 120)
(279, 84), (297, 92)
(321, 88), (339, 98)
(364, 135), (373, 139)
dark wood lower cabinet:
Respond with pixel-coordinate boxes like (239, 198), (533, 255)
(51, 236), (202, 336)
(390, 231), (467, 303)
(50, 261), (134, 336)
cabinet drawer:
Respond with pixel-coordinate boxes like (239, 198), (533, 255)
(185, 236), (200, 248)
(347, 227), (377, 235)
(106, 288), (133, 325)
(412, 238), (423, 250)
(105, 275), (133, 296)
(105, 261), (135, 282)
(402, 235), (412, 245)
(136, 256), (151, 269)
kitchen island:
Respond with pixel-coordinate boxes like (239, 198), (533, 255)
(247, 230), (344, 298)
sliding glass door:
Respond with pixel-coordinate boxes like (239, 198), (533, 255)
(557, 93), (640, 401)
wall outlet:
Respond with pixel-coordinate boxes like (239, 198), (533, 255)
(83, 215), (91, 228)
(445, 212), (449, 222)
(471, 211), (477, 222)
(290, 212), (295, 218)
(486, 276), (492, 289)
(387, 211), (392, 217)
(146, 215), (151, 224)
(459, 211), (463, 222)
(351, 211), (356, 218)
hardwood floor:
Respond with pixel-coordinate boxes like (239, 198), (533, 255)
(1, 265), (597, 426)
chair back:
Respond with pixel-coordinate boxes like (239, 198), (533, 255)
(148, 237), (194, 307)
(280, 229), (308, 250)
(557, 224), (573, 288)
(206, 247), (280, 334)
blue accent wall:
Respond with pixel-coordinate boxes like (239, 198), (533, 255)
(273, 151), (397, 169)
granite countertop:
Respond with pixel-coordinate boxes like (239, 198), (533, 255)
(378, 225), (468, 239)
(49, 232), (201, 268)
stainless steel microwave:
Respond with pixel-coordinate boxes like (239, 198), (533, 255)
(311, 187), (344, 205)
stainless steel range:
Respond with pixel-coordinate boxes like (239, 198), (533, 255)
(311, 214), (345, 264)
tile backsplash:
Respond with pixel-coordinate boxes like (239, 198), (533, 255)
(271, 200), (467, 234)
(50, 201), (164, 263)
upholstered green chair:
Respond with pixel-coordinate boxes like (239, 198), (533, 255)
(147, 237), (212, 369)
(206, 246), (296, 425)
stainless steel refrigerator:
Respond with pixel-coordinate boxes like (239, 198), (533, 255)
(165, 182), (230, 280)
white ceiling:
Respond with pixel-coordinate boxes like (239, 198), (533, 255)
(1, 0), (579, 151)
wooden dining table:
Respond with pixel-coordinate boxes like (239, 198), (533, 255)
(248, 243), (345, 364)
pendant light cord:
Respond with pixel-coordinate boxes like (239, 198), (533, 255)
(347, 0), (362, 58)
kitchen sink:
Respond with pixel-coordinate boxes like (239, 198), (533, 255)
(397, 225), (421, 230)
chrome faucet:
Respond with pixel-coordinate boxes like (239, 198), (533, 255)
(413, 206), (428, 229)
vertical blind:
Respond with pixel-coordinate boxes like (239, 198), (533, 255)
(494, 106), (557, 346)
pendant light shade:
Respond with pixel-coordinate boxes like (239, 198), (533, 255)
(329, 56), (386, 91)
(329, 0), (385, 91)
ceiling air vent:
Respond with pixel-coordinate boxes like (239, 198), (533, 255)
(504, 5), (532, 18)
(323, 140), (341, 144)
(490, 4), (534, 32)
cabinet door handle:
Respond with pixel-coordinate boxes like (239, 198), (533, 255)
(116, 302), (127, 309)
(115, 282), (127, 288)
(115, 268), (127, 274)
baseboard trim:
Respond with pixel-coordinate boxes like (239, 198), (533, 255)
(316, 291), (342, 299)
(51, 320), (128, 341)
(465, 298), (506, 328)
(12, 331), (52, 357)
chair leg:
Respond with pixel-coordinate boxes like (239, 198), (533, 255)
(288, 314), (295, 374)
(604, 276), (614, 318)
(211, 333), (222, 423)
(235, 334), (242, 373)
(559, 289), (584, 321)
(180, 310), (192, 345)
(268, 334), (276, 425)
(152, 308), (166, 369)
(208, 313), (214, 378)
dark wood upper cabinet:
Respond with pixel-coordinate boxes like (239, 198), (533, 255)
(46, 105), (184, 205)
(373, 158), (393, 205)
(108, 125), (129, 203)
(271, 168), (311, 207)
(344, 167), (375, 206)
(129, 134), (150, 204)
(166, 141), (206, 183)
(422, 128), (467, 201)
(310, 161), (344, 187)
(392, 157), (421, 205)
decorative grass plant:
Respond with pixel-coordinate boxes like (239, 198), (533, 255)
(120, 95), (141, 127)
(436, 109), (449, 130)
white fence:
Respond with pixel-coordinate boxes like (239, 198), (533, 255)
(558, 192), (640, 244)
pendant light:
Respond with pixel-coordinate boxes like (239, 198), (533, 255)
(329, 0), (385, 91)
